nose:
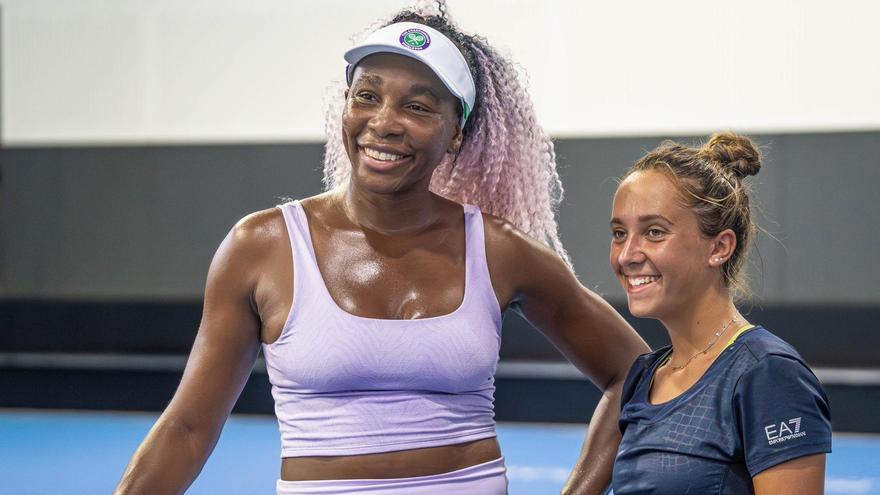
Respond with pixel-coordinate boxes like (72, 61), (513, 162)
(616, 234), (646, 268)
(367, 101), (405, 137)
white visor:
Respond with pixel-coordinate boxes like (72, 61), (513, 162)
(344, 22), (476, 129)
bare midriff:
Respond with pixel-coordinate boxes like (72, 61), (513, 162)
(280, 437), (502, 481)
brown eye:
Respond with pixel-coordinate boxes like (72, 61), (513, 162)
(407, 103), (432, 114)
(646, 228), (666, 239)
(611, 230), (626, 241)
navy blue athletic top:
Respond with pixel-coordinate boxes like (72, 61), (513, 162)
(612, 326), (831, 494)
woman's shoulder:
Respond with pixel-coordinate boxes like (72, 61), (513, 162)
(730, 326), (825, 399)
(230, 207), (285, 245)
(480, 211), (558, 262)
(728, 327), (831, 475)
(479, 210), (574, 296)
(735, 326), (809, 368)
(222, 196), (321, 264)
(232, 192), (331, 242)
(619, 346), (670, 413)
(624, 347), (671, 388)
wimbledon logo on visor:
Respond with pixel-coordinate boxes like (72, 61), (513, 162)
(399, 28), (431, 50)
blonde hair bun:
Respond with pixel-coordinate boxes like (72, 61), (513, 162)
(702, 132), (762, 178)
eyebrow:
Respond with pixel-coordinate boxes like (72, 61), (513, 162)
(609, 214), (675, 226)
(408, 84), (441, 102)
(353, 73), (384, 88)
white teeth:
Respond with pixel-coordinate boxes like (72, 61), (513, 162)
(364, 147), (405, 162)
(629, 276), (659, 287)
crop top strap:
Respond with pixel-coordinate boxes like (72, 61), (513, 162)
(276, 201), (325, 318)
(463, 204), (503, 326)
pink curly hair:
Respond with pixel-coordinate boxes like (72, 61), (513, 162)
(322, 3), (571, 267)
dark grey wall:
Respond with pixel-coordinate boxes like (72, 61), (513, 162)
(0, 144), (324, 298)
(553, 132), (880, 304)
(2, 131), (878, 303)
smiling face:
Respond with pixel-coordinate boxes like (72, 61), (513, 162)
(609, 170), (721, 321)
(342, 53), (462, 195)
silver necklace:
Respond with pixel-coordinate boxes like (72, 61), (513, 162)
(663, 317), (738, 371)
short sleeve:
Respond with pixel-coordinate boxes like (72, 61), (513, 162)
(621, 354), (651, 406)
(617, 351), (662, 434)
(732, 354), (832, 476)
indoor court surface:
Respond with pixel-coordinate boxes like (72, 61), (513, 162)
(1, 409), (878, 495)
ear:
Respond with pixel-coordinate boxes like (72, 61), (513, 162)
(709, 228), (737, 267)
(447, 123), (464, 156)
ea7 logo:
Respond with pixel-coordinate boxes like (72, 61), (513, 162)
(764, 417), (805, 445)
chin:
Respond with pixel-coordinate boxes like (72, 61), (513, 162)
(625, 298), (661, 320)
(352, 168), (406, 194)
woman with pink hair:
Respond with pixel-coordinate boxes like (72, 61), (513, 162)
(116, 4), (648, 495)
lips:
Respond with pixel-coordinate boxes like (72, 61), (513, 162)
(625, 275), (661, 293)
(359, 146), (412, 172)
(363, 147), (406, 161)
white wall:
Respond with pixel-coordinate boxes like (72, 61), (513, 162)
(3, 0), (879, 145)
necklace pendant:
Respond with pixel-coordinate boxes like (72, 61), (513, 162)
(668, 316), (737, 372)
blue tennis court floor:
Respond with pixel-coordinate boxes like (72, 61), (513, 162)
(1, 409), (877, 494)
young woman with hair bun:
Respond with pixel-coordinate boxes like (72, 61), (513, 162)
(609, 133), (832, 494)
(115, 3), (648, 494)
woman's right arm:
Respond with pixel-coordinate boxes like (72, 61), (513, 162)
(114, 216), (272, 494)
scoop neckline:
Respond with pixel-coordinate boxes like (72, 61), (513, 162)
(294, 200), (471, 323)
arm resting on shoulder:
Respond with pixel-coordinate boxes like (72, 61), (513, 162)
(519, 284), (646, 495)
(484, 217), (649, 495)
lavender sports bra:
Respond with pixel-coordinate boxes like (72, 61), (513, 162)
(262, 201), (503, 457)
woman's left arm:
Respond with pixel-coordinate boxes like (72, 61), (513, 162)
(753, 454), (826, 494)
(484, 218), (649, 495)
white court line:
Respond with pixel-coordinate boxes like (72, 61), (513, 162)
(1, 353), (879, 386)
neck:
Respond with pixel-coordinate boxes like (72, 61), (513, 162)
(341, 181), (446, 235)
(660, 285), (740, 360)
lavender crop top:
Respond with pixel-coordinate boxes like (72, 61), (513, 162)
(262, 201), (503, 457)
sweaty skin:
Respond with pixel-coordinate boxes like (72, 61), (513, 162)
(115, 53), (647, 495)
